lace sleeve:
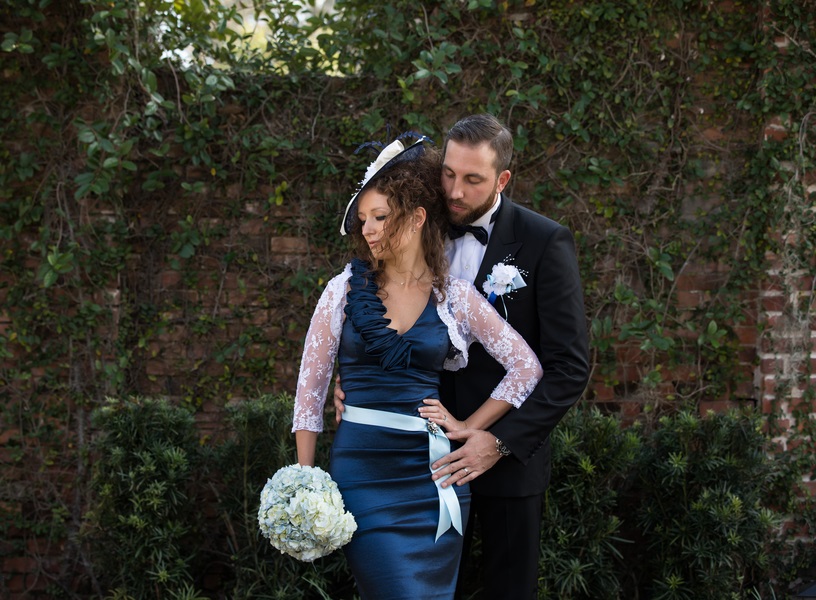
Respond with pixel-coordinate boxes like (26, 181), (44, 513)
(448, 279), (543, 407)
(291, 266), (350, 432)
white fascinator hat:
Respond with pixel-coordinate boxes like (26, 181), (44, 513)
(340, 133), (432, 236)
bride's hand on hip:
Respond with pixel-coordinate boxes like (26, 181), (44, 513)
(419, 399), (464, 432)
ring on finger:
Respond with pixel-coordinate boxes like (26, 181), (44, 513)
(463, 467), (470, 475)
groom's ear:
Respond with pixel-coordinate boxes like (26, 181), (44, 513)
(496, 170), (511, 193)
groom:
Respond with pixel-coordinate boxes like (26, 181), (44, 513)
(431, 113), (590, 599)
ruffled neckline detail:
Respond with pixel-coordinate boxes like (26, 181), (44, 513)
(344, 258), (412, 371)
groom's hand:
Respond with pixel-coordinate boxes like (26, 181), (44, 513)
(332, 375), (346, 424)
(431, 429), (502, 487)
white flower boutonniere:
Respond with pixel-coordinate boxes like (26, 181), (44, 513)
(258, 464), (357, 562)
(482, 261), (527, 318)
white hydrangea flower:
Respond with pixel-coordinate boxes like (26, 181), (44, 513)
(258, 464), (357, 562)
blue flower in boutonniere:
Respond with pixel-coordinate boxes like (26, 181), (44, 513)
(482, 261), (527, 319)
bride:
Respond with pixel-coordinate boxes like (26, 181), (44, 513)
(291, 135), (542, 599)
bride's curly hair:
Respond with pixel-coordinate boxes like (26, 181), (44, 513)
(348, 146), (449, 298)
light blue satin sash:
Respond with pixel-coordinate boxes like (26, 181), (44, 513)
(341, 404), (463, 541)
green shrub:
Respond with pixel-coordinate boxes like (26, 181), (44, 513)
(538, 406), (641, 600)
(535, 406), (811, 600)
(83, 397), (814, 600)
(753, 440), (816, 598)
(84, 397), (207, 599)
(213, 393), (355, 599)
(629, 409), (777, 600)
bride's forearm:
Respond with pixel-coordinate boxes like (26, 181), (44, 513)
(463, 398), (512, 431)
(295, 430), (318, 467)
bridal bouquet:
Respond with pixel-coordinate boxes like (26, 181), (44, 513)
(258, 464), (357, 562)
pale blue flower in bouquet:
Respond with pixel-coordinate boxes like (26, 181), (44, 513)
(258, 464), (357, 562)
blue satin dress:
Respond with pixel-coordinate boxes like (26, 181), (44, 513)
(329, 259), (471, 600)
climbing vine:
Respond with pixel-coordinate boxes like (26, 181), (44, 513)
(1, 0), (814, 596)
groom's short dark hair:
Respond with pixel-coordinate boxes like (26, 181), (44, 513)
(443, 113), (513, 174)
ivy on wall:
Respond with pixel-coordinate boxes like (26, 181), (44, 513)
(0, 0), (814, 596)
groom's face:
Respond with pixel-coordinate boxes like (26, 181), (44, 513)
(441, 140), (510, 226)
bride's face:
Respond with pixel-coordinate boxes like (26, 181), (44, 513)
(357, 189), (418, 261)
(357, 189), (425, 261)
(357, 189), (393, 259)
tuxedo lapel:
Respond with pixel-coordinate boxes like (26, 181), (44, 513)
(475, 196), (523, 292)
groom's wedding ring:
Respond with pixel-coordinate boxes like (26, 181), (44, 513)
(463, 467), (470, 474)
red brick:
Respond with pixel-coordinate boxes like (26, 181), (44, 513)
(24, 572), (50, 592)
(740, 288), (760, 300)
(737, 348), (757, 364)
(615, 344), (642, 364)
(591, 383), (615, 402)
(760, 357), (785, 373)
(227, 290), (251, 305)
(238, 219), (266, 236)
(792, 393), (816, 411)
(734, 326), (757, 345)
(676, 290), (702, 308)
(270, 236), (308, 254)
(616, 365), (643, 382)
(675, 274), (697, 292)
(763, 378), (777, 395)
(3, 556), (38, 573)
(761, 294), (787, 312)
(26, 538), (61, 554)
(674, 327), (698, 342)
(145, 360), (170, 376)
(762, 275), (785, 292)
(734, 381), (756, 398)
(764, 126), (788, 142)
(199, 361), (227, 377)
(699, 399), (741, 414)
(795, 274), (814, 290)
(140, 380), (164, 394)
(787, 438), (810, 452)
(702, 127), (727, 142)
(621, 402), (642, 420)
(5, 574), (24, 592)
(761, 313), (782, 328)
(663, 365), (697, 382)
(779, 519), (802, 536)
(762, 418), (790, 433)
(760, 336), (791, 353)
(219, 272), (240, 290)
(0, 428), (20, 445)
(160, 270), (182, 287)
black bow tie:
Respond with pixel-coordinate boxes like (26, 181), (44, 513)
(449, 224), (488, 245)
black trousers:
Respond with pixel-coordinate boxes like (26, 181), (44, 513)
(456, 493), (543, 600)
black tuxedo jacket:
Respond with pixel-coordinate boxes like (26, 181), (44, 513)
(443, 196), (590, 497)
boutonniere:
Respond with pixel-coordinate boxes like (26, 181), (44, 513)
(482, 260), (527, 319)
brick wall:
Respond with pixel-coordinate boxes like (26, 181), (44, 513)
(3, 3), (816, 596)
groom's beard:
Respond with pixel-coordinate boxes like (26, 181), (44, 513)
(447, 182), (499, 227)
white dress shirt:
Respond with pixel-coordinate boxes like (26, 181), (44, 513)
(446, 196), (502, 282)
